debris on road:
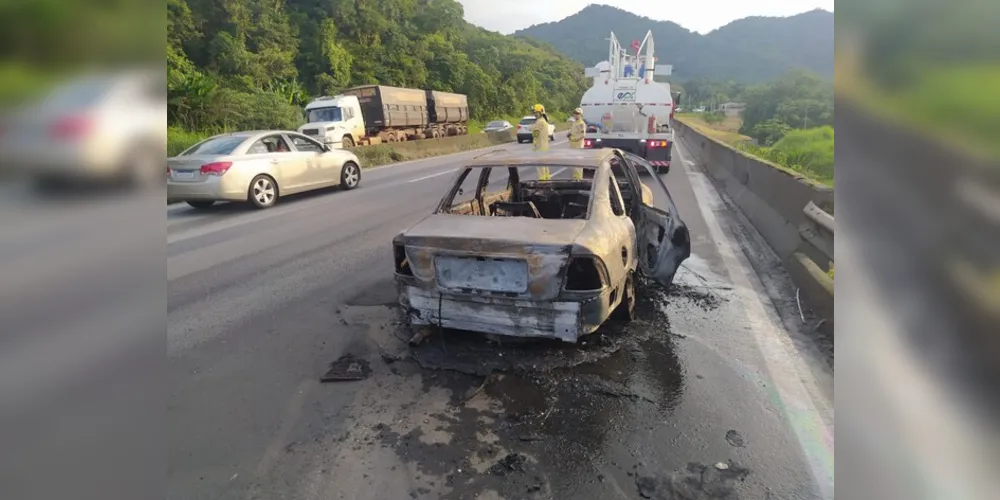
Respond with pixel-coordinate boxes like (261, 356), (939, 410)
(380, 351), (403, 364)
(464, 371), (498, 402)
(634, 461), (750, 499)
(408, 326), (434, 346)
(569, 374), (655, 404)
(725, 430), (745, 448)
(320, 355), (371, 382)
(488, 453), (528, 476)
(669, 284), (727, 311)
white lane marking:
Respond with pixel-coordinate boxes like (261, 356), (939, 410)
(675, 144), (834, 499)
(407, 170), (455, 183)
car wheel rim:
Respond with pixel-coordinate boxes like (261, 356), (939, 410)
(254, 178), (275, 204)
(344, 165), (359, 187)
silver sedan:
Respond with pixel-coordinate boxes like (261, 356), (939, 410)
(167, 130), (362, 209)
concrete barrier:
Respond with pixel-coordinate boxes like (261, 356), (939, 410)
(673, 119), (835, 324)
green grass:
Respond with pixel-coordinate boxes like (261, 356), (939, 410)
(0, 63), (66, 106)
(887, 65), (1000, 161)
(675, 113), (752, 146)
(836, 51), (1000, 163)
(770, 126), (834, 185)
(168, 127), (214, 156)
(737, 126), (834, 187)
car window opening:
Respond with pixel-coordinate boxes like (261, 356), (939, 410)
(444, 166), (597, 220)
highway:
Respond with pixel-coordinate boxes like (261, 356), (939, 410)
(166, 138), (834, 499)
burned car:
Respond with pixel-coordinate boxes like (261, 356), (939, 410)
(392, 148), (691, 343)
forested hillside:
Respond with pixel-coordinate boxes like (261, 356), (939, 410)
(514, 4), (834, 83)
(167, 0), (589, 132)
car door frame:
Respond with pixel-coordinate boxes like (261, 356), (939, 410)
(254, 133), (307, 193)
(613, 150), (691, 286)
(286, 132), (340, 188)
(605, 166), (638, 281)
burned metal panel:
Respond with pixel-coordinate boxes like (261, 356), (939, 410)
(563, 162), (636, 289)
(435, 255), (528, 293)
(394, 150), (652, 342)
(400, 285), (611, 343)
(466, 148), (616, 168)
(402, 214), (588, 246)
(403, 243), (571, 302)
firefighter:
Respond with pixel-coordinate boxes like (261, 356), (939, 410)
(531, 104), (551, 180)
(567, 107), (587, 180)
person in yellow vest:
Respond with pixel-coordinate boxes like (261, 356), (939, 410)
(531, 104), (551, 180)
(567, 107), (587, 180)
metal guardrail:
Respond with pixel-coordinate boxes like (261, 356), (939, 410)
(793, 201), (835, 324)
(799, 201), (834, 264)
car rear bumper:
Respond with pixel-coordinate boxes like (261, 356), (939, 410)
(167, 175), (247, 201)
(397, 282), (612, 343)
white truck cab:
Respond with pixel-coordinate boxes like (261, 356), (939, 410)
(299, 95), (366, 149)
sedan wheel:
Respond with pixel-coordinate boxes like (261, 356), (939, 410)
(248, 175), (278, 209)
(341, 162), (361, 190)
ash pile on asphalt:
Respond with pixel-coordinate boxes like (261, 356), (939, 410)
(403, 279), (688, 377)
(668, 284), (728, 311)
(634, 461), (751, 500)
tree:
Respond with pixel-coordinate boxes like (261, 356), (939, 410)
(169, 0), (590, 129)
(739, 70), (833, 136)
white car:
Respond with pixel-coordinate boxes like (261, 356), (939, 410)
(515, 116), (556, 144)
(0, 69), (166, 188)
(481, 120), (513, 133)
(168, 130), (362, 209)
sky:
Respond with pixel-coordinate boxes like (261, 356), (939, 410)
(457, 0), (835, 35)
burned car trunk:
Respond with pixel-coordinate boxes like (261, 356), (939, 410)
(393, 148), (690, 343)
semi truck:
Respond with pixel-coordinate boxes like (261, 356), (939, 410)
(580, 31), (681, 173)
(298, 85), (469, 148)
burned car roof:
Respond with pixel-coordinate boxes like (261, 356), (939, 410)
(467, 148), (621, 168)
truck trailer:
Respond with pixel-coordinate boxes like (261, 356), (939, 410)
(299, 85), (469, 148)
(580, 31), (680, 173)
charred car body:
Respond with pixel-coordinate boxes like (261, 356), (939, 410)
(393, 148), (691, 343)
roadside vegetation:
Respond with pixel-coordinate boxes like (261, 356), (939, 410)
(167, 0), (586, 152)
(836, 0), (1000, 162)
(676, 71), (834, 186)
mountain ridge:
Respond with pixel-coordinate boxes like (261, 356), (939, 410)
(512, 4), (833, 83)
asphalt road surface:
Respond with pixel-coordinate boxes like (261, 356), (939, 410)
(167, 137), (834, 500)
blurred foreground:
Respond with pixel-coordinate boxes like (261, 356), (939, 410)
(837, 0), (1000, 499)
(0, 2), (165, 498)
(0, 0), (999, 499)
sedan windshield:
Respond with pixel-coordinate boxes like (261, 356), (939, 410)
(180, 136), (247, 156)
(519, 118), (536, 126)
(306, 106), (343, 123)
